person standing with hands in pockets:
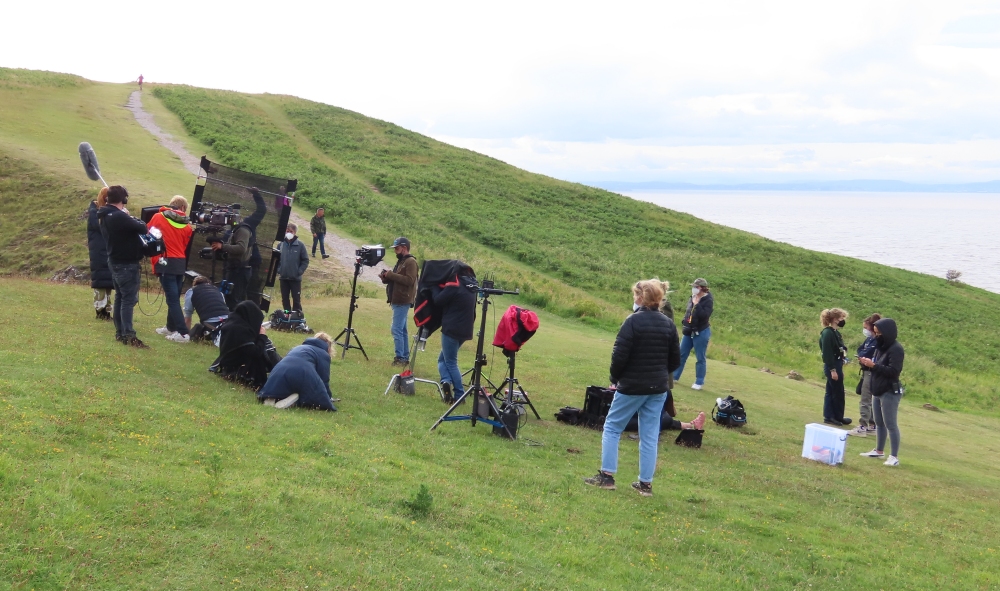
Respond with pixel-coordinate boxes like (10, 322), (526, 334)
(673, 278), (714, 390)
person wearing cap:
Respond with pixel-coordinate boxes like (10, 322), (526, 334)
(379, 237), (418, 366)
(673, 278), (714, 390)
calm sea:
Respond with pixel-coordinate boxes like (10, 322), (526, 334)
(626, 191), (1000, 294)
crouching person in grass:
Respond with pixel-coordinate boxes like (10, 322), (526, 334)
(258, 332), (338, 411)
(585, 279), (704, 497)
(185, 276), (230, 343)
(211, 300), (280, 391)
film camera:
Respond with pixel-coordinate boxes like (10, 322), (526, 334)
(192, 202), (241, 234)
(356, 244), (386, 267)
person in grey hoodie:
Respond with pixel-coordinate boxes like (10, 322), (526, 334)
(277, 222), (309, 312)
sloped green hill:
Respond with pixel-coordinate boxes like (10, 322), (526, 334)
(151, 85), (1000, 414)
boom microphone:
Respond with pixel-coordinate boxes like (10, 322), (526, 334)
(78, 142), (108, 187)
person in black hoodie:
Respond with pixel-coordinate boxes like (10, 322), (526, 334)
(585, 279), (703, 498)
(434, 267), (478, 403)
(98, 185), (148, 348)
(858, 318), (905, 466)
(673, 278), (714, 390)
(211, 300), (281, 391)
(87, 188), (114, 321)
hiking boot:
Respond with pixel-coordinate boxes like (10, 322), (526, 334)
(631, 481), (653, 497)
(392, 357), (408, 367)
(322, 254), (330, 259)
(884, 456), (899, 467)
(275, 393), (299, 409)
(824, 417), (844, 427)
(155, 326), (171, 335)
(860, 449), (885, 458)
(848, 425), (868, 437)
(691, 383), (703, 390)
(440, 382), (453, 403)
(124, 336), (149, 349)
(166, 332), (190, 343)
(583, 471), (616, 490)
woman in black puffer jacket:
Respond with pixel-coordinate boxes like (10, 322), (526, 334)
(87, 188), (114, 321)
(584, 279), (704, 497)
(858, 318), (905, 466)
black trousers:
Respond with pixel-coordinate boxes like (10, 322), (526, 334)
(280, 278), (302, 312)
(225, 266), (251, 311)
(823, 362), (846, 421)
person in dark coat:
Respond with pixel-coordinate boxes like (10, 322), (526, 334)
(849, 313), (882, 437)
(277, 222), (309, 313)
(434, 268), (478, 403)
(258, 333), (337, 411)
(673, 278), (714, 390)
(87, 188), (114, 321)
(211, 300), (280, 390)
(585, 279), (704, 498)
(858, 318), (905, 466)
(819, 308), (853, 427)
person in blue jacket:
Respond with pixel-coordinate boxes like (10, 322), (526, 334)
(257, 332), (338, 411)
(850, 313), (881, 437)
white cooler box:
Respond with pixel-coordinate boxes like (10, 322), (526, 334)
(802, 423), (847, 465)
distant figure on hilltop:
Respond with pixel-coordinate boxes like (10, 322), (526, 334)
(137, 74), (143, 91)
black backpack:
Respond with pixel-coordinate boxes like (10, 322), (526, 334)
(712, 396), (747, 427)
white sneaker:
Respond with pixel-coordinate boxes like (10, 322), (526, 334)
(691, 383), (703, 390)
(262, 398), (276, 407)
(166, 332), (190, 343)
(275, 393), (299, 409)
(859, 449), (885, 458)
(847, 425), (868, 437)
(155, 326), (171, 335)
(884, 456), (899, 467)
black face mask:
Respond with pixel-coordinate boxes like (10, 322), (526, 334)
(837, 319), (846, 328)
(875, 335), (885, 347)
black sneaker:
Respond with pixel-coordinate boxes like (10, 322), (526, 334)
(584, 471), (616, 490)
(824, 417), (843, 427)
(440, 382), (453, 403)
(631, 481), (653, 497)
(322, 254), (330, 259)
(840, 417), (853, 425)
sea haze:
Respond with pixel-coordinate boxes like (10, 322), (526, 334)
(626, 191), (1000, 294)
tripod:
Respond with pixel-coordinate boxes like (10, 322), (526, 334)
(384, 328), (445, 398)
(334, 260), (368, 360)
(492, 350), (541, 420)
(431, 286), (518, 437)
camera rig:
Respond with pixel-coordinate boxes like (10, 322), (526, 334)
(355, 244), (386, 267)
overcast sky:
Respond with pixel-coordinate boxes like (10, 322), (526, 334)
(5, 0), (1000, 184)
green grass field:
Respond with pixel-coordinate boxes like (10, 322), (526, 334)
(1, 280), (998, 590)
(2, 66), (1000, 589)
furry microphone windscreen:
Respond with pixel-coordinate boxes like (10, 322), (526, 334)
(78, 142), (102, 181)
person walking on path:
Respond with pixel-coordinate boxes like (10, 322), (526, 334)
(584, 279), (704, 498)
(819, 308), (853, 427)
(137, 74), (143, 90)
(673, 278), (714, 390)
(148, 196), (194, 343)
(310, 208), (329, 259)
(858, 318), (905, 466)
(277, 222), (309, 313)
(379, 237), (419, 366)
(87, 187), (114, 321)
(849, 313), (882, 437)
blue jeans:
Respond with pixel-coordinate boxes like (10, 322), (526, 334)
(437, 333), (464, 394)
(601, 391), (669, 483)
(159, 273), (187, 335)
(674, 327), (711, 385)
(391, 304), (410, 359)
(110, 262), (141, 339)
(312, 233), (326, 256)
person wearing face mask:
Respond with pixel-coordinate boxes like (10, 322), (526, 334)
(379, 237), (419, 366)
(673, 278), (714, 390)
(858, 318), (905, 466)
(819, 308), (853, 427)
(277, 222), (309, 313)
(849, 313), (882, 437)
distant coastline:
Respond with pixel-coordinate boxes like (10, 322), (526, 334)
(591, 180), (1000, 193)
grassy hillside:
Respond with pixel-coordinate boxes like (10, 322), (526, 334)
(149, 85), (1000, 414)
(2, 279), (999, 589)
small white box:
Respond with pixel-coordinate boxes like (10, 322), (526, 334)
(802, 423), (847, 465)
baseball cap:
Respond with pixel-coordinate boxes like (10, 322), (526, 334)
(392, 236), (411, 248)
(692, 278), (709, 288)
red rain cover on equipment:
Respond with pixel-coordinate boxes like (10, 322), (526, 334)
(493, 305), (539, 352)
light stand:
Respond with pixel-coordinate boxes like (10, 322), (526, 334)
(430, 284), (519, 437)
(384, 327), (445, 398)
(492, 349), (541, 420)
(334, 260), (368, 360)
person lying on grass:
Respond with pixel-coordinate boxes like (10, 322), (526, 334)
(257, 332), (338, 411)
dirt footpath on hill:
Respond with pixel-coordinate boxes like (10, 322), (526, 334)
(125, 90), (390, 285)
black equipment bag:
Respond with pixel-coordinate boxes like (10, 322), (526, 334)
(395, 369), (415, 396)
(712, 395), (747, 427)
(675, 429), (704, 448)
(581, 386), (616, 428)
(554, 406), (582, 425)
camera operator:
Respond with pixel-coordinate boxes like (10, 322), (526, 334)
(148, 196), (194, 343)
(211, 188), (263, 310)
(277, 222), (309, 313)
(98, 185), (149, 348)
(184, 276), (230, 343)
(379, 237), (418, 366)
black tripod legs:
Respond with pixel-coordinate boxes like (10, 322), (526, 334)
(334, 327), (368, 360)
